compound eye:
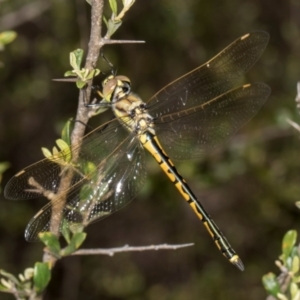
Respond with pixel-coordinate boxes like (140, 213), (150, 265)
(122, 82), (131, 94)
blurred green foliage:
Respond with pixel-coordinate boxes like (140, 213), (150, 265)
(1, 0), (300, 299)
(263, 230), (300, 300)
(0, 31), (17, 51)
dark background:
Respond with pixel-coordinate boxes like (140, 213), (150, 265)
(1, 0), (300, 299)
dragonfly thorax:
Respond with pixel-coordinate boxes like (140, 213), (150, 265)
(104, 74), (155, 135)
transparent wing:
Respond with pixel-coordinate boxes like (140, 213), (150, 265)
(147, 31), (269, 118)
(4, 157), (79, 200)
(154, 83), (271, 160)
(5, 119), (124, 200)
(24, 132), (146, 241)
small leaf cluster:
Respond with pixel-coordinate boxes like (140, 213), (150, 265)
(104, 0), (136, 38)
(0, 265), (50, 299)
(263, 230), (300, 300)
(0, 229), (86, 299)
(64, 1), (136, 89)
(64, 49), (100, 88)
(41, 120), (74, 166)
(39, 230), (86, 258)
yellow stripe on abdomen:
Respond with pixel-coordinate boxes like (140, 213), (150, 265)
(140, 133), (192, 202)
(139, 131), (244, 271)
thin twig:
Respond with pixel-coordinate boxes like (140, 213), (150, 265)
(72, 243), (195, 256)
(102, 39), (145, 44)
(286, 118), (300, 132)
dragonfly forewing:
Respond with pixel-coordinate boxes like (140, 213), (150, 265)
(147, 31), (269, 117)
(5, 120), (124, 200)
(154, 82), (271, 160)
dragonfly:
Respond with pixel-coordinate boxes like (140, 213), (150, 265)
(5, 31), (271, 271)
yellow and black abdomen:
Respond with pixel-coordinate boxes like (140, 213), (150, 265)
(139, 130), (244, 271)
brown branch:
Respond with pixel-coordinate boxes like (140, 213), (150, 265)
(42, 0), (106, 267)
(72, 243), (194, 256)
(27, 177), (56, 201)
(42, 0), (144, 268)
(71, 0), (105, 147)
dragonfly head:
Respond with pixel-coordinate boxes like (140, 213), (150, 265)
(102, 75), (131, 103)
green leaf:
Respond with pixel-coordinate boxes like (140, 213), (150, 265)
(73, 49), (84, 68)
(109, 0), (118, 15)
(72, 232), (86, 248)
(0, 282), (10, 291)
(56, 139), (69, 152)
(277, 293), (288, 300)
(282, 230), (297, 262)
(292, 255), (300, 274)
(55, 139), (72, 162)
(52, 146), (60, 157)
(0, 31), (17, 45)
(61, 119), (73, 146)
(0, 162), (10, 173)
(292, 291), (300, 300)
(61, 219), (71, 244)
(41, 147), (52, 158)
(60, 232), (86, 256)
(0, 278), (13, 291)
(82, 161), (97, 176)
(122, 0), (135, 9)
(38, 232), (61, 256)
(79, 184), (93, 202)
(69, 222), (85, 235)
(70, 52), (78, 70)
(69, 49), (84, 70)
(24, 268), (34, 280)
(0, 270), (19, 284)
(0, 162), (10, 193)
(262, 273), (281, 297)
(107, 19), (122, 38)
(33, 262), (51, 293)
(76, 80), (87, 89)
(103, 16), (108, 27)
(86, 68), (100, 80)
(291, 282), (300, 299)
(64, 70), (76, 77)
(286, 256), (294, 270)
